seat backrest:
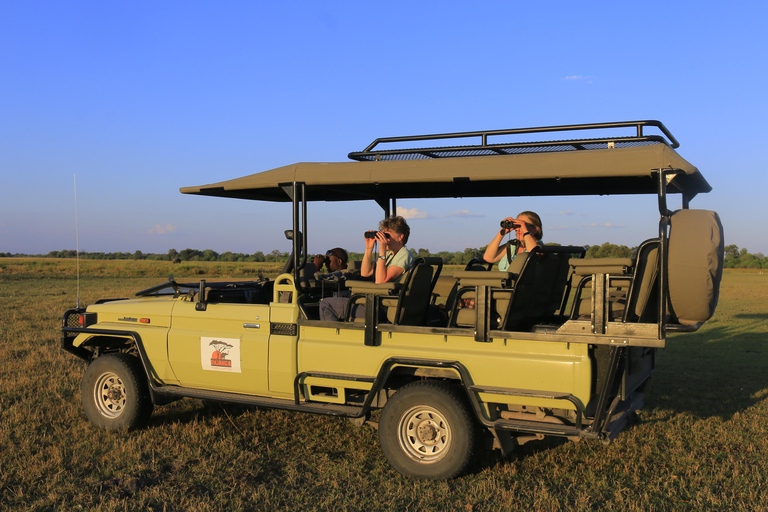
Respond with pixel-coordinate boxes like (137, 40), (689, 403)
(624, 239), (660, 322)
(432, 275), (459, 305)
(497, 250), (540, 330)
(667, 209), (724, 326)
(568, 257), (633, 320)
(500, 246), (582, 330)
(538, 250), (576, 317)
(464, 258), (493, 271)
(389, 257), (442, 325)
(298, 261), (317, 289)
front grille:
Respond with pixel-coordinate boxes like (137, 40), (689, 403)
(63, 310), (83, 329)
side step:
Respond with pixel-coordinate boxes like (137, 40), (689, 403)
(151, 385), (364, 417)
(490, 418), (585, 438)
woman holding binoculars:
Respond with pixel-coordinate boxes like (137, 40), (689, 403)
(319, 215), (414, 322)
(359, 215), (414, 285)
(483, 211), (543, 271)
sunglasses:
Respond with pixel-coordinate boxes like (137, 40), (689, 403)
(326, 249), (347, 261)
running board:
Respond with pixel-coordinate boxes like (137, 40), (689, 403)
(491, 418), (586, 438)
(151, 385), (364, 417)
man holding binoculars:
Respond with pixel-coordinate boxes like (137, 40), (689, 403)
(313, 247), (349, 273)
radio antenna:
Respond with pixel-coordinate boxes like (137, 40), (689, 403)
(74, 173), (80, 309)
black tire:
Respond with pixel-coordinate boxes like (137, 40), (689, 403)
(379, 380), (479, 480)
(81, 353), (153, 431)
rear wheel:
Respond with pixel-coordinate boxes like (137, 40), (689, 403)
(379, 380), (479, 480)
(81, 353), (153, 430)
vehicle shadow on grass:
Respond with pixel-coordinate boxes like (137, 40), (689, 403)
(145, 400), (260, 428)
(644, 323), (768, 421)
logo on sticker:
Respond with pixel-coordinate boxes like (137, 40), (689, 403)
(201, 337), (241, 373)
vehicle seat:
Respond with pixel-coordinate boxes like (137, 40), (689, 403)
(621, 239), (661, 323)
(500, 246), (583, 331)
(345, 257), (442, 326)
(451, 253), (530, 329)
(430, 258), (490, 327)
(569, 257), (634, 320)
(385, 257), (442, 325)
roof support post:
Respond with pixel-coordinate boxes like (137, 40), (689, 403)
(283, 182), (307, 284)
(656, 170), (671, 341)
(375, 197), (397, 218)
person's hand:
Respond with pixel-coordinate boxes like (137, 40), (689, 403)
(500, 217), (517, 235)
(513, 218), (535, 236)
(364, 230), (377, 251)
(375, 231), (390, 255)
(313, 254), (324, 269)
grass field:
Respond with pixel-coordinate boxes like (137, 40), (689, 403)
(1, 260), (767, 511)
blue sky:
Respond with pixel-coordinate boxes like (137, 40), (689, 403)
(2, 1), (766, 257)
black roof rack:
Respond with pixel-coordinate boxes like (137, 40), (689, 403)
(348, 120), (679, 162)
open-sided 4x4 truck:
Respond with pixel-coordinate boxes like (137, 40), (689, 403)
(62, 121), (724, 480)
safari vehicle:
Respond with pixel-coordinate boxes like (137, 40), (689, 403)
(62, 120), (724, 480)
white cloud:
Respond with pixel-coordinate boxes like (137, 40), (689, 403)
(396, 207), (430, 219)
(148, 223), (178, 235)
(443, 210), (484, 218)
(558, 210), (574, 216)
(562, 75), (597, 84)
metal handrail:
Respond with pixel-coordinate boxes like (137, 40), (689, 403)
(349, 120), (679, 161)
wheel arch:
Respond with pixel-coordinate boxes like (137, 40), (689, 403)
(79, 333), (139, 358)
(386, 364), (462, 387)
(370, 358), (481, 418)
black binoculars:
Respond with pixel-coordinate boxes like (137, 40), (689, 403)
(500, 220), (521, 230)
(364, 231), (391, 240)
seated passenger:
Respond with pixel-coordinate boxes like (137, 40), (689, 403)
(313, 247), (349, 274)
(483, 211), (543, 271)
(319, 216), (414, 321)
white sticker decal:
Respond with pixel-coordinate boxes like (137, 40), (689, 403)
(201, 336), (242, 373)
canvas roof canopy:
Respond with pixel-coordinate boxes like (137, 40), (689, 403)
(180, 122), (710, 204)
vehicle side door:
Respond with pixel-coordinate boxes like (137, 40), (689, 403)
(167, 301), (270, 394)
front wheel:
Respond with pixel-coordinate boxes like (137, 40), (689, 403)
(81, 353), (153, 431)
(379, 381), (479, 480)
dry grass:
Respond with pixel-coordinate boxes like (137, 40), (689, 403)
(1, 260), (767, 511)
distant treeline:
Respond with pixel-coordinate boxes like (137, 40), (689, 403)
(1, 243), (765, 268)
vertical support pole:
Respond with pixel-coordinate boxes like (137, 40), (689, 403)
(474, 284), (490, 342)
(590, 345), (624, 438)
(592, 273), (608, 334)
(656, 170), (670, 341)
(364, 293), (378, 346)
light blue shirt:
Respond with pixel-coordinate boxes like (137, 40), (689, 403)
(382, 247), (414, 281)
(497, 241), (542, 272)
